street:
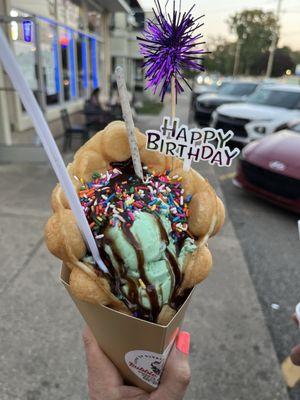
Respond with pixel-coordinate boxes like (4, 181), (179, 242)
(213, 159), (300, 399)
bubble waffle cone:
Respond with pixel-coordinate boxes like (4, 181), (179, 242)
(45, 121), (225, 325)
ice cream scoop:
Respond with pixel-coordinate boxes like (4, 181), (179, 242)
(103, 212), (196, 321)
(79, 159), (197, 322)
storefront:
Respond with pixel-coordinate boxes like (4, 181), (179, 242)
(0, 0), (130, 160)
(110, 1), (145, 98)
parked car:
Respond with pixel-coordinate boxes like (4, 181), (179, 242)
(194, 80), (258, 125)
(191, 75), (231, 106)
(193, 75), (220, 95)
(233, 120), (300, 213)
(211, 84), (300, 144)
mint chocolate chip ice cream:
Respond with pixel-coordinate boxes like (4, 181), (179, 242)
(79, 159), (196, 322)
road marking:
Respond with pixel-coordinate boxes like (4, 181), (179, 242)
(219, 172), (236, 181)
(281, 356), (300, 388)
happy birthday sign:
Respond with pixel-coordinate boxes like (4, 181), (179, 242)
(145, 117), (240, 170)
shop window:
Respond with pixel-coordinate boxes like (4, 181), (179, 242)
(88, 11), (101, 34)
(77, 34), (88, 97)
(39, 20), (60, 105)
(9, 9), (102, 107)
(89, 37), (99, 89)
(68, 29), (77, 98)
(58, 28), (77, 101)
(11, 17), (39, 100)
(59, 27), (71, 101)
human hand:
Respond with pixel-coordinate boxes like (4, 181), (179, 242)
(291, 314), (300, 366)
(83, 326), (191, 400)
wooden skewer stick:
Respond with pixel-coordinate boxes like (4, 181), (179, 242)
(115, 66), (143, 180)
(171, 75), (176, 120)
(169, 75), (176, 171)
(170, 75), (192, 172)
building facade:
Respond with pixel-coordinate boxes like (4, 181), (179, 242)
(110, 0), (145, 93)
(0, 0), (144, 161)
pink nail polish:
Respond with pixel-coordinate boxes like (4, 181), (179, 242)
(176, 331), (190, 355)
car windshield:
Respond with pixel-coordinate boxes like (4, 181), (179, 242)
(218, 81), (231, 90)
(291, 123), (300, 133)
(205, 83), (218, 90)
(247, 88), (300, 109)
(218, 82), (257, 96)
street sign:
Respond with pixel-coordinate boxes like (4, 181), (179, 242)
(295, 64), (300, 77)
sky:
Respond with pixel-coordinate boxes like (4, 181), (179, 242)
(138, 0), (300, 51)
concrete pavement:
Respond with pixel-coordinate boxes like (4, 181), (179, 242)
(0, 96), (289, 399)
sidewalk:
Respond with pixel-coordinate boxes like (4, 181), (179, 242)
(0, 97), (289, 399)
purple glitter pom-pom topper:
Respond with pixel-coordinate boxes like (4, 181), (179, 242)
(137, 0), (208, 102)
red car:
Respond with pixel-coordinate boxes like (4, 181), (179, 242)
(233, 121), (300, 213)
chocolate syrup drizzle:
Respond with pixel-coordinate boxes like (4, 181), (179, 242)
(155, 216), (183, 303)
(93, 159), (192, 322)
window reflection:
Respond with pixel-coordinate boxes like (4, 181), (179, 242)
(59, 27), (70, 101)
(40, 21), (59, 105)
(9, 9), (103, 107)
(12, 21), (38, 93)
(69, 30), (77, 98)
(89, 37), (99, 89)
(77, 34), (88, 97)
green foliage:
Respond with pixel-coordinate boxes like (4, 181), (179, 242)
(270, 47), (295, 77)
(182, 69), (199, 79)
(202, 9), (299, 77)
(205, 9), (293, 76)
(135, 100), (163, 115)
(228, 9), (278, 75)
(204, 38), (235, 75)
(291, 51), (300, 66)
(254, 46), (295, 77)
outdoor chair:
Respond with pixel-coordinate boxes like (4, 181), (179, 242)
(61, 109), (89, 152)
(83, 100), (118, 133)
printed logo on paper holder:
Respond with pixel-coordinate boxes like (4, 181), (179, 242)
(125, 350), (165, 387)
(125, 341), (174, 387)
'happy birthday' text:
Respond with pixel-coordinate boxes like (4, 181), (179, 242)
(145, 117), (240, 167)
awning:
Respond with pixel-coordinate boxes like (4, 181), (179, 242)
(93, 0), (132, 13)
(127, 0), (143, 11)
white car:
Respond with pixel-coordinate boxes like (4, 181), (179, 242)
(211, 84), (300, 144)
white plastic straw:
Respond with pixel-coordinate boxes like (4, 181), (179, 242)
(0, 27), (108, 274)
(115, 66), (143, 180)
(296, 303), (300, 328)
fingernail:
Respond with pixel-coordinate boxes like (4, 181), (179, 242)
(291, 343), (300, 366)
(176, 331), (190, 355)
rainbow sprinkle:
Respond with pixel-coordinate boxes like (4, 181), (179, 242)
(78, 164), (192, 243)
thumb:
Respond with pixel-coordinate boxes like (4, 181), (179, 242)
(151, 331), (191, 400)
(82, 326), (123, 388)
(291, 344), (300, 366)
(292, 313), (299, 326)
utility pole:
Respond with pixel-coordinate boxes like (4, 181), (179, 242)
(266, 0), (283, 78)
(233, 40), (242, 78)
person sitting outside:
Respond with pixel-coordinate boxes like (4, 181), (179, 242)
(84, 88), (115, 132)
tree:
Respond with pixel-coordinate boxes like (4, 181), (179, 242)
(291, 51), (300, 67)
(204, 37), (235, 76)
(255, 47), (295, 77)
(228, 9), (279, 75)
